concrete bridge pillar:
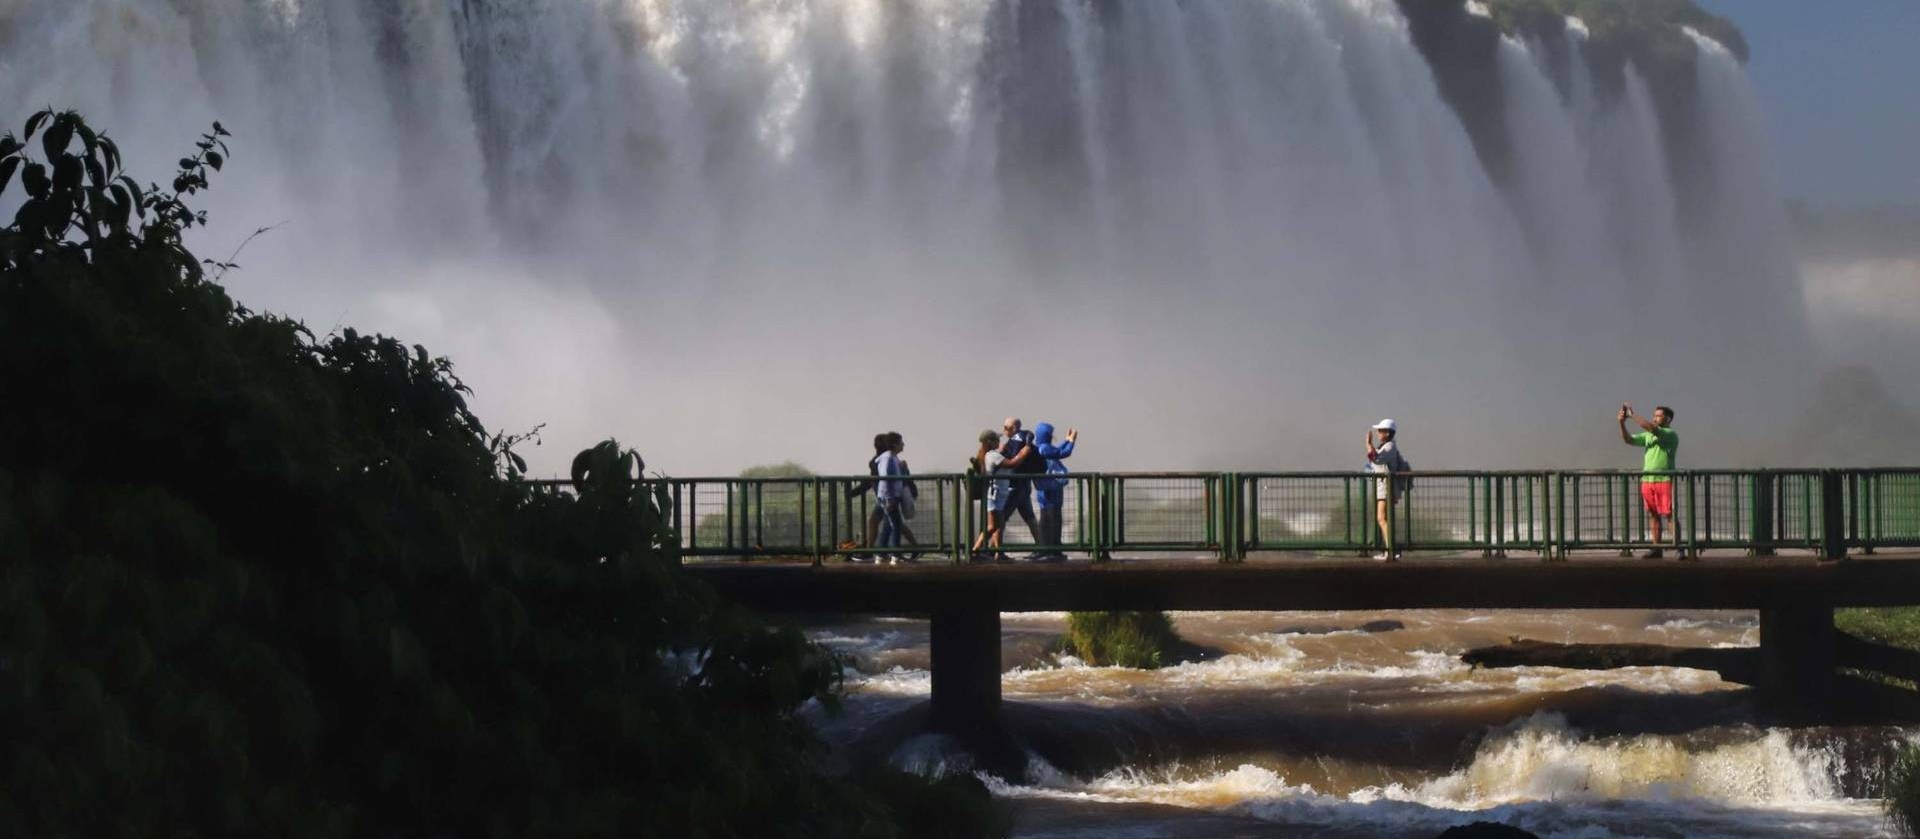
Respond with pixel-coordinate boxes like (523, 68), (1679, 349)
(929, 608), (1002, 735)
(1758, 605), (1836, 723)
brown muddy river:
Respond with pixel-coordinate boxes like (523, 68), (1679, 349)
(802, 610), (1911, 838)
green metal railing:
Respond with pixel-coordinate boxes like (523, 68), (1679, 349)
(537, 468), (1918, 564)
(1236, 471), (1555, 557)
(1844, 469), (1920, 552)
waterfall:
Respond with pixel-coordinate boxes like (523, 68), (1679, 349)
(0, 0), (1807, 475)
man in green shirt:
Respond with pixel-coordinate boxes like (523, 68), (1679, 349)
(1618, 404), (1678, 558)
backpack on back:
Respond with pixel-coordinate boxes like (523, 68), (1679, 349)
(1040, 456), (1069, 494)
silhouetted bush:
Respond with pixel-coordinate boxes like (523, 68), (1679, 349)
(0, 110), (1001, 838)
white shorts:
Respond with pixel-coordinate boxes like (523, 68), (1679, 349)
(987, 482), (1011, 512)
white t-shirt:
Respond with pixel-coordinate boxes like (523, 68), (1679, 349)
(1368, 440), (1407, 500)
(1368, 440), (1407, 474)
(874, 451), (905, 500)
(983, 449), (1011, 501)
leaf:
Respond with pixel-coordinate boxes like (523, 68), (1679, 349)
(22, 162), (49, 197)
(42, 117), (73, 159)
(24, 109), (51, 140)
(118, 176), (146, 218)
(0, 157), (18, 195)
(206, 151), (223, 171)
(53, 156), (83, 192)
(76, 122), (97, 152)
(213, 120), (229, 136)
(178, 158), (196, 171)
(107, 184), (132, 229)
(0, 135), (16, 157)
(85, 156), (106, 188)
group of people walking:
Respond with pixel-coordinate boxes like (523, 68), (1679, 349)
(848, 418), (1080, 564)
(848, 431), (918, 564)
(848, 402), (1676, 564)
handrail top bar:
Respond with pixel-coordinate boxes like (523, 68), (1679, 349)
(523, 467), (1918, 485)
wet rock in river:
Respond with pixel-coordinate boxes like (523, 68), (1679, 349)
(1436, 823), (1540, 839)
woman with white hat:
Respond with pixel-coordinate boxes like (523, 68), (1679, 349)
(1365, 419), (1410, 561)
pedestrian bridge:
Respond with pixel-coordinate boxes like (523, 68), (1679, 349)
(551, 469), (1920, 740)
(548, 468), (1918, 563)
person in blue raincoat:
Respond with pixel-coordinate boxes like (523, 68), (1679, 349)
(1031, 423), (1078, 562)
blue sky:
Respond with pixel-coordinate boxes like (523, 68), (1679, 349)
(1695, 0), (1920, 207)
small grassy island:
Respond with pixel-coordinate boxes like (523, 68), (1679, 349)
(1062, 611), (1197, 669)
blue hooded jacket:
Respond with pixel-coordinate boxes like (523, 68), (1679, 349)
(1033, 423), (1075, 509)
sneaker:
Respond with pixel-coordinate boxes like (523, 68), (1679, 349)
(847, 554), (876, 564)
(1023, 552), (1047, 562)
(969, 552), (994, 564)
(1037, 552), (1068, 564)
(994, 552), (1013, 564)
(1639, 549), (1665, 559)
(893, 555), (917, 565)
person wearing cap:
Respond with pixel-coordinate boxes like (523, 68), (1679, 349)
(1618, 403), (1679, 558)
(969, 429), (1014, 562)
(1366, 419), (1410, 561)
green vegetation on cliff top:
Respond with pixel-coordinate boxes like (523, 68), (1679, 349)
(1485, 0), (1747, 61)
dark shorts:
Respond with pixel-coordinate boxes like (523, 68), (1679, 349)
(1640, 481), (1674, 517)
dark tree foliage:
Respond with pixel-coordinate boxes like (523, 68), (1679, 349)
(0, 111), (1001, 838)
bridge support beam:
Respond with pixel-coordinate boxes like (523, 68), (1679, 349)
(1758, 605), (1835, 723)
(929, 608), (1002, 736)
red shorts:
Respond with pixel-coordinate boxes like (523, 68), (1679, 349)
(1640, 481), (1674, 517)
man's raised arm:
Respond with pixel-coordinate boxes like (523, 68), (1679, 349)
(1618, 405), (1638, 445)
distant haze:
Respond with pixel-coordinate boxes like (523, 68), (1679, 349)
(3, 0), (1908, 476)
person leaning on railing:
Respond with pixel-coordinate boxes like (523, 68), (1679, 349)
(1619, 403), (1679, 559)
(1366, 419), (1410, 562)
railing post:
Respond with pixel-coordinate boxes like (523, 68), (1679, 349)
(671, 481), (685, 557)
(1492, 476), (1506, 558)
(1551, 473), (1566, 561)
(1096, 475), (1114, 563)
(1820, 469), (1847, 561)
(810, 478), (823, 567)
(1858, 470), (1873, 556)
(953, 475), (967, 565)
(1206, 475), (1222, 562)
(1390, 474), (1405, 560)
(1247, 475), (1262, 555)
(1750, 470), (1775, 557)
(1684, 472), (1699, 560)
